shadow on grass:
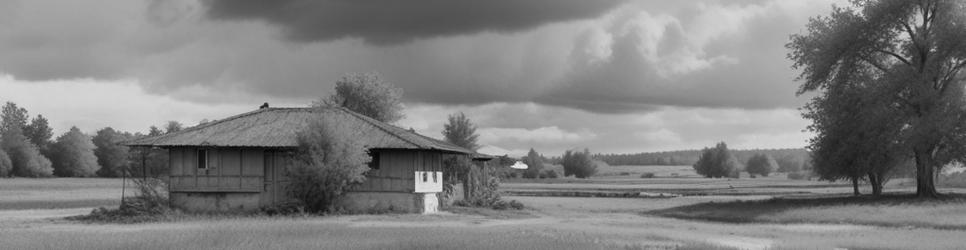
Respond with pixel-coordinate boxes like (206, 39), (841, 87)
(647, 193), (966, 230)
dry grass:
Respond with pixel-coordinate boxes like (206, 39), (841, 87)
(7, 177), (966, 249)
(650, 194), (966, 230)
(0, 216), (738, 250)
(0, 178), (126, 210)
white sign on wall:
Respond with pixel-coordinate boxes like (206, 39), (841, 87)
(414, 171), (443, 193)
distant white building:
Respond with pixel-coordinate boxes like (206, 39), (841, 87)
(510, 161), (529, 169)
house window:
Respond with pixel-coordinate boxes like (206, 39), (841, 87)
(368, 152), (380, 170)
(197, 149), (208, 169)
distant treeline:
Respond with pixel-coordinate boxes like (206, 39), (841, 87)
(596, 148), (811, 172)
(0, 101), (190, 178)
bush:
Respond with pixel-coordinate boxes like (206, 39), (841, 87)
(619, 172), (631, 176)
(70, 177), (171, 223)
(788, 171), (807, 180)
(285, 116), (370, 213)
(562, 148), (598, 178)
(539, 169), (558, 179)
(640, 172), (655, 178)
(1, 131), (53, 177)
(745, 153), (777, 178)
(508, 200), (525, 210)
(259, 202), (306, 216)
(455, 198), (524, 210)
(693, 142), (740, 178)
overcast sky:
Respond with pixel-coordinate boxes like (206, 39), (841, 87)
(0, 0), (840, 157)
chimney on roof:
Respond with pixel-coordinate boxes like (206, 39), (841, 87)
(259, 102), (269, 109)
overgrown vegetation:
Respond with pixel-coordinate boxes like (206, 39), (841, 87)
(70, 177), (171, 223)
(285, 115), (370, 213)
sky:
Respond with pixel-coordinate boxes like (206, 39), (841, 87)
(0, 0), (841, 157)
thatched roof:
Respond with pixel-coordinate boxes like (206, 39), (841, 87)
(124, 107), (474, 154)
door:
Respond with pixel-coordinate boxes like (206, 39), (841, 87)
(262, 150), (290, 206)
(263, 151), (278, 205)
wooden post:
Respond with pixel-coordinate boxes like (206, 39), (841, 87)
(121, 159), (126, 205)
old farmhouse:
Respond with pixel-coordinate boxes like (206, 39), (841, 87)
(126, 106), (484, 214)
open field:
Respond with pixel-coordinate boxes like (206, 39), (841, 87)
(650, 194), (966, 230)
(3, 174), (966, 249)
(0, 178), (126, 210)
(502, 165), (963, 197)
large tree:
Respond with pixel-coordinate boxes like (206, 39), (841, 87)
(522, 148), (544, 179)
(164, 121), (183, 134)
(693, 142), (740, 178)
(1, 131), (53, 177)
(442, 112), (480, 151)
(51, 127), (100, 177)
(319, 72), (404, 123)
(93, 127), (132, 177)
(23, 115), (53, 153)
(0, 102), (53, 177)
(804, 69), (907, 196)
(788, 0), (966, 197)
(0, 102), (27, 136)
(562, 148), (598, 178)
(745, 153), (777, 178)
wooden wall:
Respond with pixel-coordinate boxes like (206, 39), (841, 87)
(353, 150), (444, 193)
(169, 147), (450, 197)
(169, 147), (265, 192)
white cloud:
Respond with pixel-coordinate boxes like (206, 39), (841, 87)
(479, 126), (594, 144)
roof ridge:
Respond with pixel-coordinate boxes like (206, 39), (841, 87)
(335, 107), (425, 150)
(127, 107), (304, 145)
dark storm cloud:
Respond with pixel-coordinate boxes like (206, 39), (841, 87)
(0, 0), (833, 115)
(201, 0), (626, 45)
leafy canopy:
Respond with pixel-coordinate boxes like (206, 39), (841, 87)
(319, 72), (405, 124)
(442, 112), (480, 151)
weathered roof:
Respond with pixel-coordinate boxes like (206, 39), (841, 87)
(124, 107), (474, 154)
(472, 153), (495, 160)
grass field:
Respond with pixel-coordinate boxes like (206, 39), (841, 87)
(3, 170), (966, 249)
(650, 194), (966, 230)
(0, 178), (126, 210)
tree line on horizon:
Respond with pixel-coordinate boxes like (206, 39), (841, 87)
(0, 101), (186, 178)
(596, 148), (811, 172)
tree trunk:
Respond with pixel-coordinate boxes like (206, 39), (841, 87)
(868, 172), (882, 196)
(914, 150), (939, 198)
(851, 177), (860, 196)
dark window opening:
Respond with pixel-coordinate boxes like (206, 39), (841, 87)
(198, 149), (208, 169)
(368, 152), (380, 170)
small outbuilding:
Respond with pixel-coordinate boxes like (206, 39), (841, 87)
(125, 107), (478, 214)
